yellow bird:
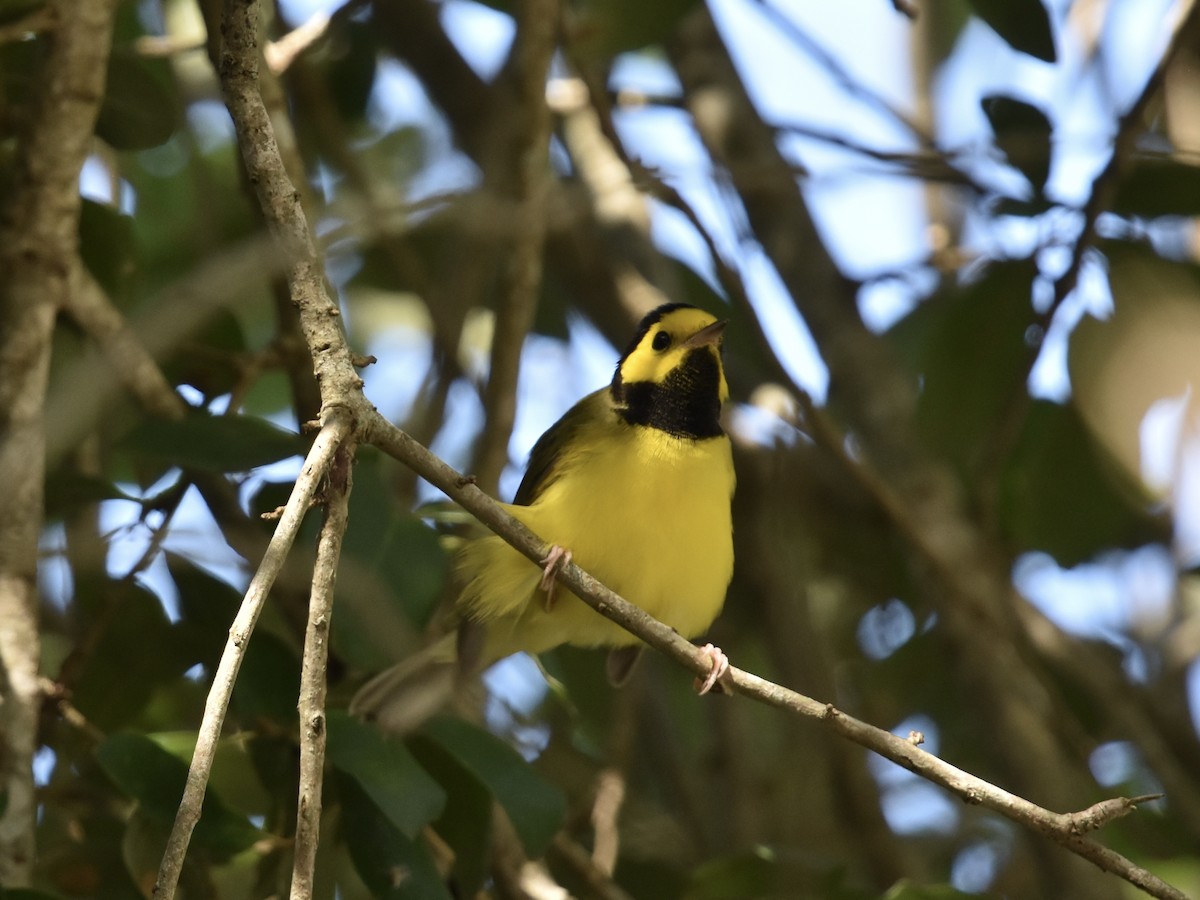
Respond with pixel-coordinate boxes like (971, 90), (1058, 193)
(352, 303), (735, 731)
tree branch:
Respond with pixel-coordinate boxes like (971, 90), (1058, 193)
(289, 439), (354, 899)
(0, 0), (118, 882)
(152, 412), (351, 899)
(361, 414), (1187, 900)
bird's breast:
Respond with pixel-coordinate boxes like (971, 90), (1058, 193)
(522, 423), (735, 639)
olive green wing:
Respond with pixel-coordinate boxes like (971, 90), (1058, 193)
(511, 388), (610, 506)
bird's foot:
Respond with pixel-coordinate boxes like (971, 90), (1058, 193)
(694, 643), (729, 695)
(539, 545), (572, 611)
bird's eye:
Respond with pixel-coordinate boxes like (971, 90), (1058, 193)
(652, 330), (671, 351)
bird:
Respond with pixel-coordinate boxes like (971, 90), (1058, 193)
(351, 302), (735, 732)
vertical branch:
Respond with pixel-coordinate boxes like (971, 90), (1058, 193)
(153, 414), (351, 899)
(289, 441), (354, 897)
(0, 0), (118, 882)
(472, 0), (560, 496)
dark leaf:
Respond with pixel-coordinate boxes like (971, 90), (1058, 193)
(334, 452), (449, 669)
(119, 411), (305, 473)
(232, 632), (302, 727)
(982, 95), (1053, 192)
(999, 400), (1167, 565)
(95, 51), (179, 150)
(887, 259), (1038, 476)
(0, 0), (42, 25)
(79, 199), (137, 298)
(991, 196), (1057, 217)
(421, 716), (565, 857)
(326, 711), (446, 837)
(163, 310), (248, 399)
(882, 881), (984, 899)
(1111, 157), (1200, 219)
(69, 582), (190, 731)
(408, 732), (493, 897)
(571, 0), (702, 58)
(95, 733), (262, 856)
(338, 775), (454, 900)
(44, 471), (132, 520)
(967, 0), (1055, 62)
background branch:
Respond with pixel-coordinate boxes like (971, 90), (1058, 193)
(0, 0), (118, 882)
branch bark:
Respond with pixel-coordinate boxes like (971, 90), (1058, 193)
(290, 440), (354, 898)
(152, 412), (351, 899)
(361, 415), (1187, 900)
(0, 0), (118, 881)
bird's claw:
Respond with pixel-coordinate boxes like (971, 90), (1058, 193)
(539, 545), (572, 610)
(694, 643), (729, 695)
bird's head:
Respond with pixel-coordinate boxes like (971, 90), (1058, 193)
(610, 303), (728, 440)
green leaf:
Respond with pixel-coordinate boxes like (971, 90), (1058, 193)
(420, 717), (565, 857)
(882, 881), (983, 899)
(0, 0), (43, 26)
(44, 470), (132, 520)
(1111, 157), (1200, 219)
(338, 775), (454, 900)
(967, 0), (1056, 62)
(407, 733), (494, 897)
(326, 711), (446, 837)
(119, 411), (305, 473)
(887, 260), (1038, 476)
(999, 400), (1167, 565)
(686, 848), (778, 900)
(334, 452), (449, 668)
(79, 199), (137, 298)
(95, 733), (262, 856)
(232, 632), (302, 727)
(69, 582), (190, 730)
(982, 95), (1053, 192)
(0, 891), (70, 900)
(571, 0), (702, 59)
(163, 310), (248, 399)
(96, 51), (179, 150)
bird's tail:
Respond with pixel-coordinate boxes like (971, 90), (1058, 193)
(348, 632), (462, 734)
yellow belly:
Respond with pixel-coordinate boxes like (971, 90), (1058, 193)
(457, 424), (735, 663)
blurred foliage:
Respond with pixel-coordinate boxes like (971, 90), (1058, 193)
(7, 0), (1200, 897)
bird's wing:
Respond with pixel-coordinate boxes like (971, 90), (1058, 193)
(511, 388), (610, 506)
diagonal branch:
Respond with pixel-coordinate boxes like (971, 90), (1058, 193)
(359, 412), (1187, 900)
(152, 412), (352, 899)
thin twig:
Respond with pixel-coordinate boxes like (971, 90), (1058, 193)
(361, 414), (1188, 900)
(751, 0), (930, 144)
(152, 412), (351, 899)
(289, 440), (354, 898)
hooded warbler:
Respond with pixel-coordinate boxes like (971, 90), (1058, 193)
(352, 303), (735, 730)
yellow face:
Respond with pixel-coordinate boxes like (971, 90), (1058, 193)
(616, 305), (730, 404)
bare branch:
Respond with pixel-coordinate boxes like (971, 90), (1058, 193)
(290, 440), (354, 898)
(0, 0), (118, 882)
(153, 412), (352, 899)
